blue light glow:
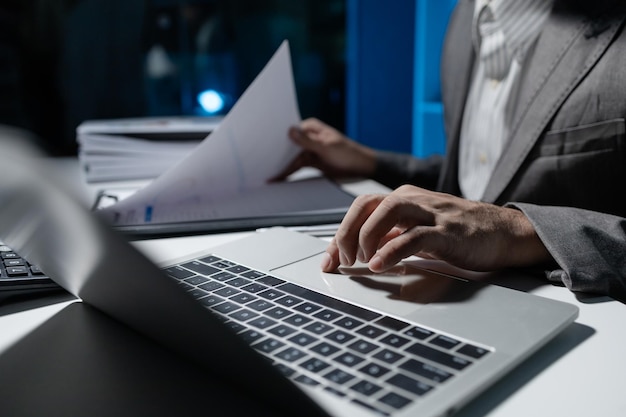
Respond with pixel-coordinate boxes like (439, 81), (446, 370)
(197, 89), (225, 114)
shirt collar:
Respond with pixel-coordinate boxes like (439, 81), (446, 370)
(472, 0), (554, 61)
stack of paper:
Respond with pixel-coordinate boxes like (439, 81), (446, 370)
(76, 116), (222, 182)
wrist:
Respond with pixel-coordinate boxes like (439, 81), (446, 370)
(506, 208), (552, 267)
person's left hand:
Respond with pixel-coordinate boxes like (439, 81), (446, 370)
(321, 185), (552, 273)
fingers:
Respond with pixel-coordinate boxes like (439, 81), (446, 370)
(321, 239), (340, 272)
(369, 226), (441, 272)
(327, 188), (438, 273)
(333, 194), (386, 266)
(288, 125), (324, 153)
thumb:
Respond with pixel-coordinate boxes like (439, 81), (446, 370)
(289, 126), (323, 153)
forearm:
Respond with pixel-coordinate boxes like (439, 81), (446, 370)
(372, 151), (443, 190)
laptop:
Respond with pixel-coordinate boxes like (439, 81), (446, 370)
(0, 132), (579, 417)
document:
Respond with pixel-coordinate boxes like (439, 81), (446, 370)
(97, 41), (354, 237)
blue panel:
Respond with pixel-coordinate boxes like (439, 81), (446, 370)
(346, 0), (415, 153)
(412, 0), (457, 158)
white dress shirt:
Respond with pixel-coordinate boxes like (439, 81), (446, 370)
(458, 0), (554, 200)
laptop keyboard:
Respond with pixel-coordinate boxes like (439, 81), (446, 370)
(0, 241), (57, 291)
(163, 254), (492, 416)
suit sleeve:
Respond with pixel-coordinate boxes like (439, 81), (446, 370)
(509, 202), (626, 302)
(372, 151), (443, 190)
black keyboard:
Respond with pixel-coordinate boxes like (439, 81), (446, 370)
(0, 241), (59, 292)
(163, 255), (492, 416)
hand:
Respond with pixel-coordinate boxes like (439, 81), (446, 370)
(271, 118), (377, 181)
(321, 185), (552, 273)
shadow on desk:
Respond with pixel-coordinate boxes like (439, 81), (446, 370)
(0, 302), (294, 417)
(0, 290), (75, 316)
(455, 321), (594, 416)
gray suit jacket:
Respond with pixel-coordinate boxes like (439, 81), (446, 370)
(372, 0), (626, 300)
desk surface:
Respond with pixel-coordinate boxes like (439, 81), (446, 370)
(1, 158), (625, 417)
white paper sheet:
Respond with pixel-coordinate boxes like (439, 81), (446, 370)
(99, 41), (352, 229)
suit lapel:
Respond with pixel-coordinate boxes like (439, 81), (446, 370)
(437, 0), (475, 195)
(481, 4), (626, 203)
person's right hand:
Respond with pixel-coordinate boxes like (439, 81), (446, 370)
(321, 185), (552, 274)
(271, 118), (377, 181)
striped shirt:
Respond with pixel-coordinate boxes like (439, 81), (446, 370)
(458, 0), (554, 201)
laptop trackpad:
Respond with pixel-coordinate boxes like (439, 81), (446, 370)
(273, 254), (483, 318)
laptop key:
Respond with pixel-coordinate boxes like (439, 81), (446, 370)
(182, 261), (220, 276)
(264, 306), (292, 319)
(359, 362), (390, 378)
(303, 321), (333, 335)
(228, 309), (259, 322)
(5, 258), (25, 267)
(289, 333), (318, 347)
(199, 294), (224, 307)
(184, 275), (209, 285)
(457, 343), (490, 359)
(429, 335), (461, 350)
(252, 337), (285, 354)
(405, 343), (472, 371)
(257, 288), (285, 300)
(325, 330), (355, 344)
(294, 302), (322, 314)
(324, 368), (355, 385)
(399, 358), (452, 383)
(350, 380), (383, 396)
(274, 295), (303, 307)
(356, 325), (386, 339)
(211, 271), (237, 282)
(404, 326), (434, 340)
(229, 293), (257, 304)
(239, 329), (264, 343)
(348, 339), (379, 354)
(214, 286), (241, 297)
(211, 301), (240, 314)
(386, 374), (433, 396)
(248, 317), (278, 329)
(226, 265), (250, 274)
(257, 275), (286, 287)
(6, 266), (29, 276)
(310, 341), (340, 357)
(378, 392), (412, 410)
(163, 266), (195, 280)
(275, 363), (296, 377)
(241, 282), (268, 293)
(334, 316), (364, 330)
(274, 347), (307, 363)
(268, 324), (298, 338)
(294, 375), (320, 386)
(380, 334), (411, 348)
(300, 358), (331, 373)
(226, 277), (252, 287)
(374, 316), (411, 331)
(198, 281), (225, 292)
(313, 309), (342, 322)
(284, 313), (312, 327)
(241, 270), (266, 280)
(247, 299), (274, 311)
(334, 352), (365, 368)
(373, 349), (404, 364)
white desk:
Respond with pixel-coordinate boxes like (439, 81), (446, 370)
(1, 158), (625, 416)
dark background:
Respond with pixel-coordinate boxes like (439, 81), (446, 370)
(0, 0), (346, 156)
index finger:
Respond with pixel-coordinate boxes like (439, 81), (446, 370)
(333, 194), (386, 266)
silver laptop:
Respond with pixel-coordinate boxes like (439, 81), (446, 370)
(0, 132), (578, 417)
